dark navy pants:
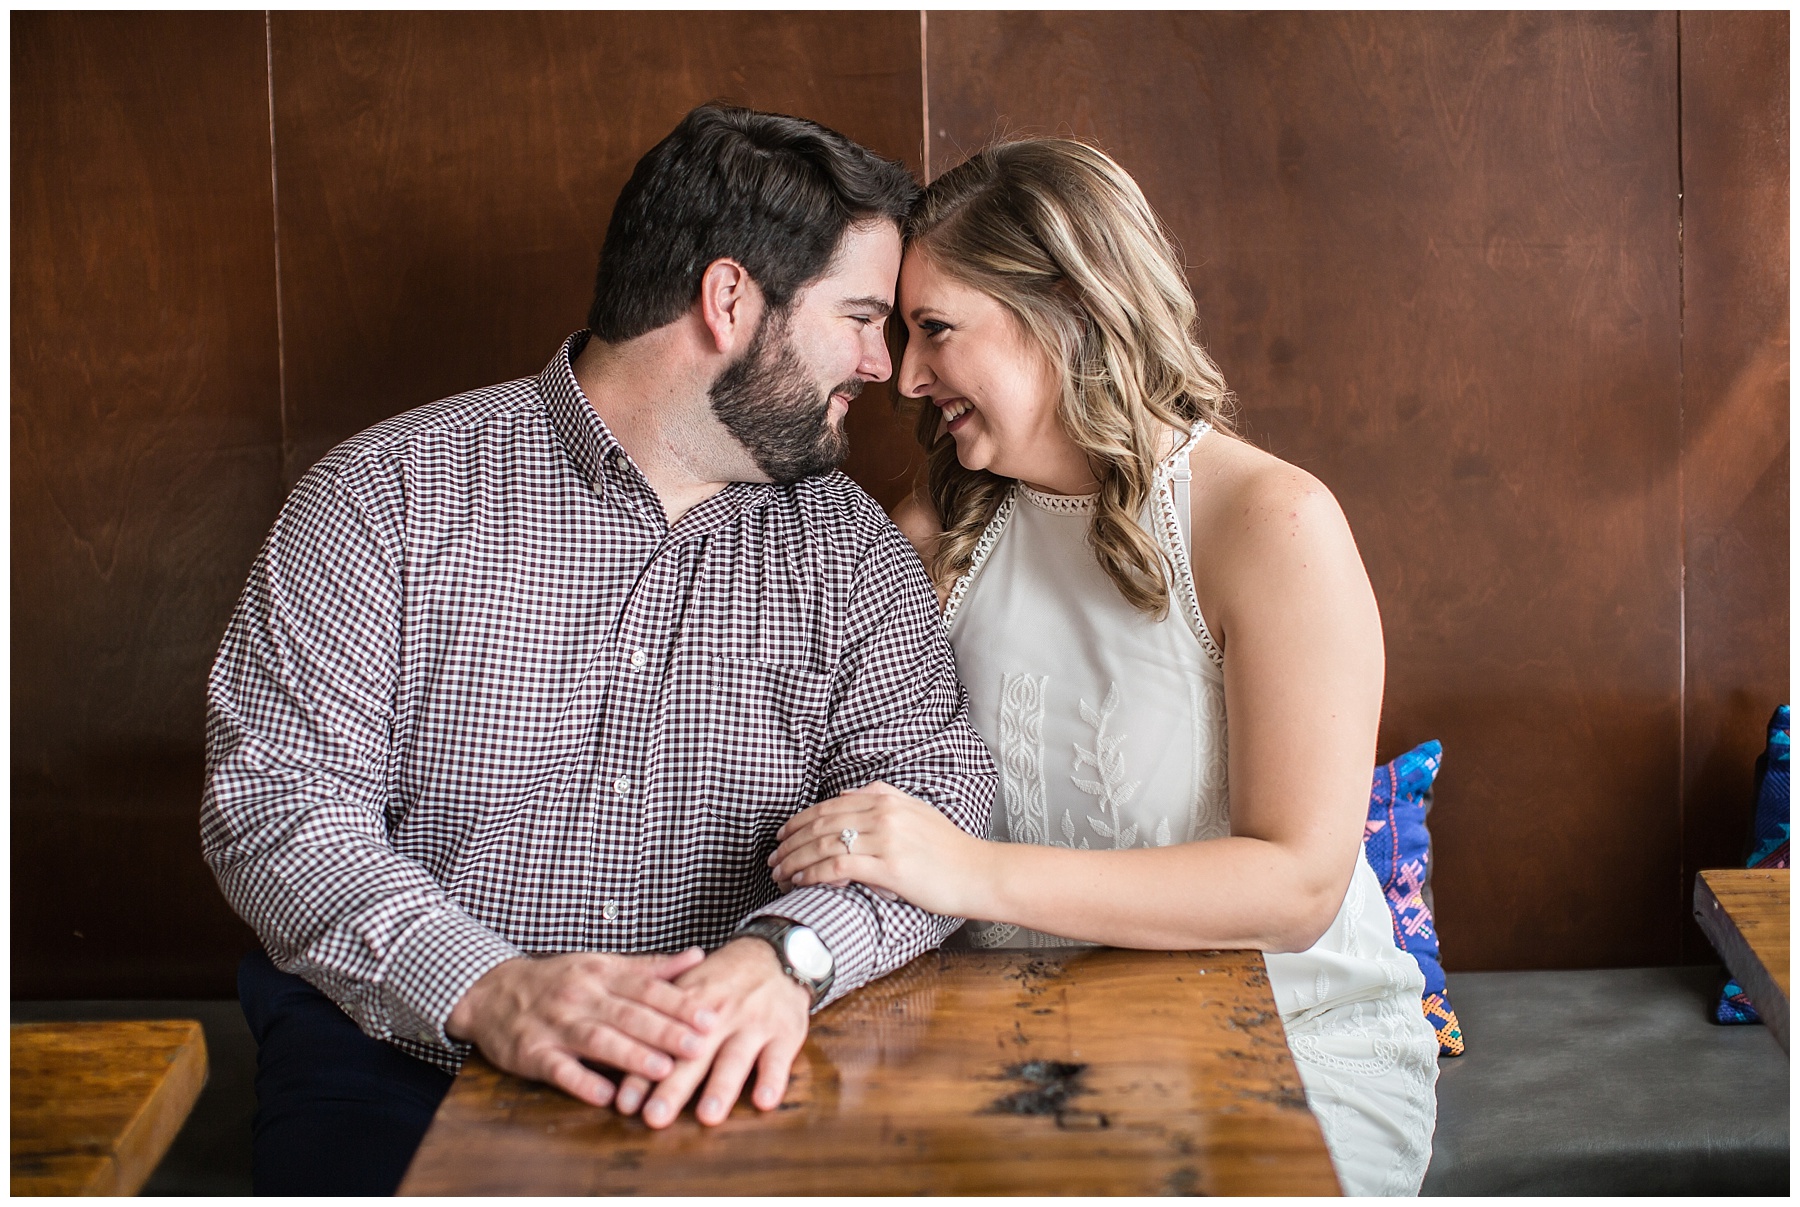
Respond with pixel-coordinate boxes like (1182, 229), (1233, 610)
(238, 951), (455, 1196)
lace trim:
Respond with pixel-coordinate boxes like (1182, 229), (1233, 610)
(965, 921), (1021, 948)
(941, 488), (1017, 633)
(1155, 421), (1224, 669)
(1018, 482), (1098, 514)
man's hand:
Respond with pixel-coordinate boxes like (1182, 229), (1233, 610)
(446, 949), (716, 1108)
(612, 937), (811, 1128)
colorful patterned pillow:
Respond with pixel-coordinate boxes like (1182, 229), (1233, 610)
(1716, 705), (1789, 1025)
(1363, 740), (1464, 1056)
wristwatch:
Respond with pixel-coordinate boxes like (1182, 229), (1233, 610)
(731, 916), (835, 1006)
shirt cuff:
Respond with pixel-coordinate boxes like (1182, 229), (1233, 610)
(745, 885), (898, 1010)
(380, 906), (524, 1050)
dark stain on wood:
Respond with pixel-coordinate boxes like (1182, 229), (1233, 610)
(983, 1059), (1100, 1126)
(1005, 956), (1068, 996)
(1227, 1007), (1276, 1030)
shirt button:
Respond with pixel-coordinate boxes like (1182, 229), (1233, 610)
(602, 901), (621, 921)
(629, 649), (647, 669)
(613, 776), (630, 796)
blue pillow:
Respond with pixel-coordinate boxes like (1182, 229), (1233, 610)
(1716, 705), (1788, 1025)
(1364, 740), (1463, 1056)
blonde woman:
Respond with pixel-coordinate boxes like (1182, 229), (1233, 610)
(768, 140), (1439, 1195)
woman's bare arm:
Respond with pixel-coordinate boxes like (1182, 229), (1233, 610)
(776, 443), (1382, 954)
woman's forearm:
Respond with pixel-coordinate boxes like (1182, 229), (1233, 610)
(969, 835), (1349, 953)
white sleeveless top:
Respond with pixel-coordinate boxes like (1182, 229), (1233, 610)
(942, 422), (1438, 1195)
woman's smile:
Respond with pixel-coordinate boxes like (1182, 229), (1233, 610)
(938, 396), (975, 431)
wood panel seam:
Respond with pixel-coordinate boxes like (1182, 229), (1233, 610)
(920, 10), (931, 182)
(264, 12), (291, 477)
(1674, 10), (1689, 961)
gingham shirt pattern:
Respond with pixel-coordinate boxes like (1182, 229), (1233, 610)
(201, 333), (997, 1071)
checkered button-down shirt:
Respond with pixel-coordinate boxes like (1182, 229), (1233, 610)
(202, 333), (997, 1071)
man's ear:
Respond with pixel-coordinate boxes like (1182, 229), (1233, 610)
(697, 258), (763, 356)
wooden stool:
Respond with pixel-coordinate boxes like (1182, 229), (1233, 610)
(12, 1020), (209, 1196)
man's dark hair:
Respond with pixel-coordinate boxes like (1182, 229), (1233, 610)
(588, 104), (920, 343)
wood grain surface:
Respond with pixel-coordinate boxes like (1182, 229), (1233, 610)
(399, 949), (1339, 1196)
(11, 1020), (209, 1196)
(928, 12), (1688, 970)
(1677, 12), (1790, 960)
(1694, 869), (1790, 1051)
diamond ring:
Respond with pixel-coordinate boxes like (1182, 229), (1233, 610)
(840, 827), (858, 854)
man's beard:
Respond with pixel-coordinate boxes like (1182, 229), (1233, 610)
(708, 310), (860, 484)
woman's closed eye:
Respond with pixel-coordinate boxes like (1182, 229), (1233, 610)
(915, 319), (951, 339)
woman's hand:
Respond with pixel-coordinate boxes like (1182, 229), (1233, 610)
(768, 782), (989, 919)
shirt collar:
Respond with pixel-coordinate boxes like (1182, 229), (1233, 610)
(539, 330), (625, 491)
(538, 331), (779, 524)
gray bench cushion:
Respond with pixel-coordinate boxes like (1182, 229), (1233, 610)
(1423, 966), (1789, 1195)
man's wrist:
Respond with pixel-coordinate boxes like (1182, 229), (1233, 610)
(445, 954), (522, 1042)
(384, 908), (524, 1049)
(729, 918), (834, 1006)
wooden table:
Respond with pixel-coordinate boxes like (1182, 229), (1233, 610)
(11, 1020), (209, 1196)
(401, 948), (1339, 1195)
(1694, 868), (1790, 1052)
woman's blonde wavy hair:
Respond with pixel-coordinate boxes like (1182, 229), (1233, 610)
(905, 138), (1235, 617)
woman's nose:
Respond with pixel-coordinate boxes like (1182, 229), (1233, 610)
(898, 341), (933, 399)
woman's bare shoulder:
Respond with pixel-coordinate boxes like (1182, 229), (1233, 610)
(1188, 431), (1361, 588)
(889, 490), (944, 562)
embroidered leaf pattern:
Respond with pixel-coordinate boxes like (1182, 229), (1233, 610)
(1071, 683), (1143, 849)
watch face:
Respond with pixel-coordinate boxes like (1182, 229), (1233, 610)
(784, 926), (833, 981)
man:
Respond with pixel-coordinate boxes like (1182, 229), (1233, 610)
(202, 104), (996, 1195)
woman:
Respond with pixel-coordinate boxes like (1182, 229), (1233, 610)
(768, 139), (1439, 1196)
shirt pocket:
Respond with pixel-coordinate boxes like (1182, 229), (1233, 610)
(694, 654), (833, 847)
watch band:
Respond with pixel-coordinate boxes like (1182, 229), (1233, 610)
(731, 916), (835, 1005)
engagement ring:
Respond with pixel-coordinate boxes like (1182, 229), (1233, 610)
(840, 827), (858, 854)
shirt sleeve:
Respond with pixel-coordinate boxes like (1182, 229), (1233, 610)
(747, 522), (997, 1006)
(201, 465), (521, 1055)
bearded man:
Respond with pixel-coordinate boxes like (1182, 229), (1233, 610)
(202, 104), (996, 1195)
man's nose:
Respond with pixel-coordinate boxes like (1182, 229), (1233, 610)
(859, 324), (893, 383)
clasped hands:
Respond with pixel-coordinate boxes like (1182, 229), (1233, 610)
(447, 937), (808, 1129)
(446, 782), (973, 1127)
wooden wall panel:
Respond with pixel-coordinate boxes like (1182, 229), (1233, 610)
(1677, 12), (1790, 959)
(268, 11), (925, 507)
(12, 12), (280, 996)
(8, 11), (1784, 998)
(928, 12), (1687, 970)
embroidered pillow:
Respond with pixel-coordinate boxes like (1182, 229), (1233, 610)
(1364, 740), (1463, 1056)
(1716, 705), (1789, 1024)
